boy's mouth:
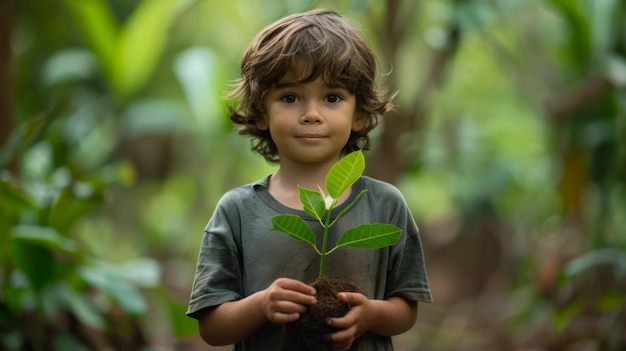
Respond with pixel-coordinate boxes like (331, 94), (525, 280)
(297, 134), (326, 142)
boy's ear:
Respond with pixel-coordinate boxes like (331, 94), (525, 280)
(256, 116), (269, 130)
(352, 114), (366, 132)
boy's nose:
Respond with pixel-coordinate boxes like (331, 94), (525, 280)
(301, 102), (323, 124)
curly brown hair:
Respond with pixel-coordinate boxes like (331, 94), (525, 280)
(228, 8), (394, 163)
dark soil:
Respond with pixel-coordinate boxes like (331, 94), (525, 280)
(279, 276), (362, 351)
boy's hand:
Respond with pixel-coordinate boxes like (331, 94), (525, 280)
(261, 278), (317, 324)
(325, 292), (371, 351)
(325, 294), (418, 351)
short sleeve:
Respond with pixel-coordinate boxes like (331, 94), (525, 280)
(385, 204), (432, 303)
(186, 196), (244, 319)
(364, 179), (432, 303)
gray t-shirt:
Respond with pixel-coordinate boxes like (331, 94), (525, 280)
(187, 175), (432, 350)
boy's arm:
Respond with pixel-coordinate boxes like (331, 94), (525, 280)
(326, 294), (418, 349)
(197, 278), (317, 346)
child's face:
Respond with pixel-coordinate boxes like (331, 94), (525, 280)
(260, 72), (364, 166)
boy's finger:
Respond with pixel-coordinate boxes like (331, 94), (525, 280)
(337, 292), (365, 305)
(277, 278), (317, 295)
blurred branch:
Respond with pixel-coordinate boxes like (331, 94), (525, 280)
(407, 26), (461, 126)
(382, 0), (418, 59)
(545, 75), (614, 122)
(474, 6), (616, 124)
(371, 0), (461, 182)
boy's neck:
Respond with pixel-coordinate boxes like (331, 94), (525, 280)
(268, 159), (351, 210)
(274, 155), (339, 188)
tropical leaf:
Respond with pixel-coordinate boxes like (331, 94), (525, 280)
(333, 223), (401, 251)
(271, 215), (317, 248)
(174, 47), (220, 122)
(548, 0), (592, 63)
(78, 262), (148, 316)
(596, 292), (626, 312)
(113, 0), (183, 98)
(326, 150), (365, 199)
(59, 283), (105, 329)
(564, 248), (626, 279)
(59, 0), (118, 78)
(553, 295), (586, 336)
(299, 186), (326, 221)
(61, 0), (187, 99)
(12, 225), (79, 256)
(0, 180), (36, 211)
(8, 240), (55, 292)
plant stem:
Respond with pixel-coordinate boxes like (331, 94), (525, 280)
(318, 210), (332, 277)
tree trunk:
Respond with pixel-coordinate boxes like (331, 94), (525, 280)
(0, 0), (14, 147)
(369, 2), (461, 183)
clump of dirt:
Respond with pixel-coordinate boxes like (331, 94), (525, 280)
(279, 276), (362, 351)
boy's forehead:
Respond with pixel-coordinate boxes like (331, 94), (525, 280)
(276, 61), (344, 87)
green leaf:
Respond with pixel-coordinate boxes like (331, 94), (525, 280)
(564, 248), (626, 279)
(60, 0), (118, 78)
(118, 258), (161, 288)
(108, 278), (147, 316)
(0, 180), (36, 212)
(596, 292), (626, 312)
(326, 150), (365, 199)
(0, 115), (47, 168)
(453, 1), (497, 33)
(48, 194), (99, 233)
(59, 283), (105, 330)
(42, 49), (98, 86)
(588, 0), (621, 56)
(553, 295), (586, 336)
(12, 225), (79, 256)
(547, 0), (592, 64)
(299, 186), (326, 221)
(8, 240), (55, 291)
(53, 333), (91, 351)
(113, 0), (182, 98)
(78, 262), (147, 316)
(333, 223), (401, 251)
(174, 47), (221, 123)
(271, 215), (317, 248)
(604, 55), (626, 87)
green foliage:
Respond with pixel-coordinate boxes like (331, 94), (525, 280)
(299, 186), (327, 222)
(332, 224), (402, 252)
(325, 149), (364, 199)
(0, 162), (160, 349)
(564, 248), (626, 279)
(60, 0), (191, 100)
(6, 0), (626, 349)
(272, 151), (401, 276)
(271, 215), (318, 251)
(4, 0), (194, 348)
(552, 295), (586, 336)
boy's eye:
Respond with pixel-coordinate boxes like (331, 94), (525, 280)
(325, 94), (343, 103)
(281, 94), (298, 103)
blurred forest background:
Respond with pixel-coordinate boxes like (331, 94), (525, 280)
(1, 0), (625, 350)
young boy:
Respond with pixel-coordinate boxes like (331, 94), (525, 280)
(187, 8), (432, 350)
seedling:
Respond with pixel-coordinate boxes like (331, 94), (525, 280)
(271, 150), (402, 277)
